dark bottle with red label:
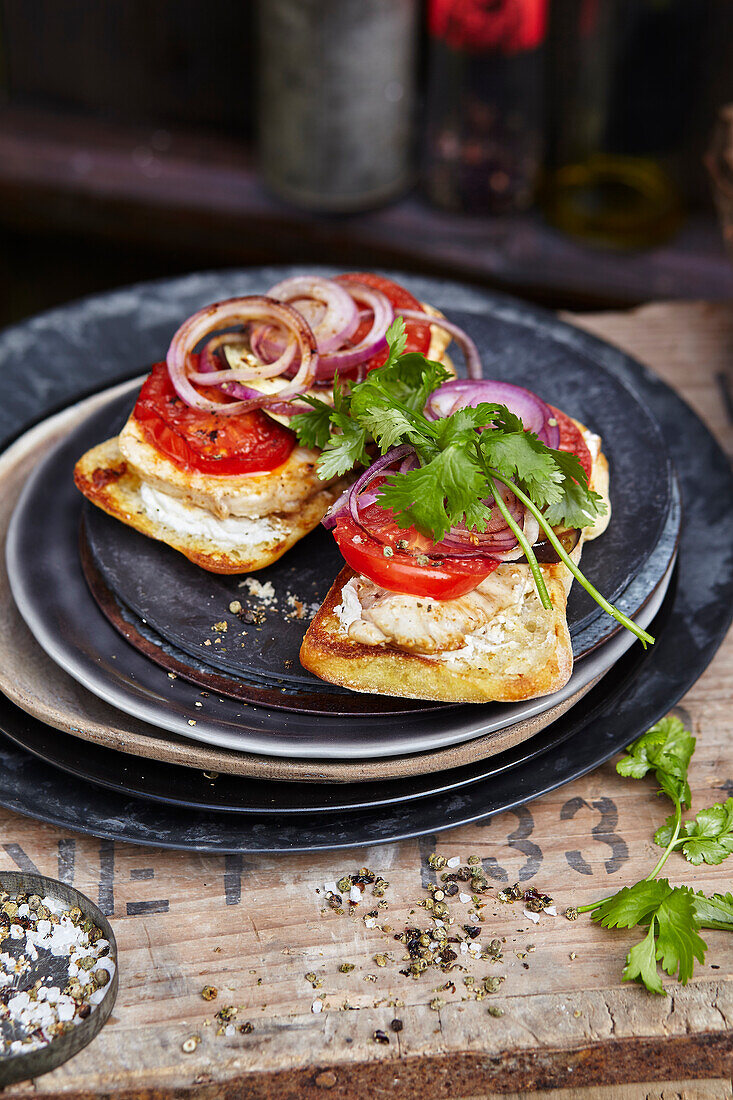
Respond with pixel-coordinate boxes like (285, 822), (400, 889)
(423, 0), (548, 215)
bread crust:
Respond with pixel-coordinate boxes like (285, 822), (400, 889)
(74, 437), (340, 574)
(300, 565), (575, 704)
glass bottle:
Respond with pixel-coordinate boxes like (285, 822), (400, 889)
(423, 0), (548, 215)
(257, 0), (418, 212)
(540, 0), (705, 248)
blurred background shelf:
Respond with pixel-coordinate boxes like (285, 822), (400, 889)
(0, 106), (731, 330)
(0, 1), (732, 330)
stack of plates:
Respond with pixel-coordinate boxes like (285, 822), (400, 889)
(0, 269), (731, 853)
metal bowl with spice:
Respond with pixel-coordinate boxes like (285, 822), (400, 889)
(0, 871), (118, 1087)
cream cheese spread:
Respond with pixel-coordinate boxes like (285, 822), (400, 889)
(139, 482), (286, 547)
(335, 578), (364, 632)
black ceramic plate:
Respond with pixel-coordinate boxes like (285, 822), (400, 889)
(0, 559), (671, 816)
(0, 560), (718, 852)
(0, 648), (641, 815)
(6, 414), (675, 757)
(79, 512), (676, 716)
(0, 269), (730, 849)
(4, 267), (678, 752)
(81, 314), (674, 697)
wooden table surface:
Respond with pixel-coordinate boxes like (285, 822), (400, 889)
(1, 302), (732, 1100)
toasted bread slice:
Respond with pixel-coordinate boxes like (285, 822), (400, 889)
(300, 426), (610, 703)
(300, 561), (577, 704)
(74, 437), (341, 574)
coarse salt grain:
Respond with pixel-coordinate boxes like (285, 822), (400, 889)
(446, 857), (461, 868)
(523, 909), (541, 924)
(544, 906), (557, 916)
(311, 1000), (322, 1014)
(459, 893), (472, 904)
(1, 891), (116, 1058)
(349, 886), (362, 903)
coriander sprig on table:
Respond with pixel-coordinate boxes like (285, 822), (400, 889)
(291, 318), (653, 646)
(573, 716), (733, 994)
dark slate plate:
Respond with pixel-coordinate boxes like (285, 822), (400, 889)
(0, 268), (730, 849)
(0, 635), (647, 814)
(79, 505), (677, 716)
(0, 562), (715, 851)
(5, 419), (673, 757)
(81, 309), (674, 694)
(0, 557), (671, 817)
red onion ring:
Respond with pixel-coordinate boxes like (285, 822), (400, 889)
(190, 334), (298, 385)
(396, 309), (482, 379)
(317, 279), (395, 375)
(165, 296), (318, 415)
(491, 511), (541, 561)
(245, 277), (394, 382)
(324, 444), (529, 562)
(261, 275), (359, 354)
(430, 483), (524, 557)
(425, 379), (560, 448)
(347, 445), (414, 530)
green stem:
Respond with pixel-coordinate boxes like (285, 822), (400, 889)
(485, 473), (552, 610)
(695, 920), (733, 932)
(645, 798), (682, 881)
(576, 798), (682, 914)
(490, 471), (655, 648)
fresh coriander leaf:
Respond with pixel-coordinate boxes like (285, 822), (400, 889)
(623, 921), (665, 995)
(616, 716), (696, 808)
(290, 395), (334, 451)
(654, 888), (707, 984)
(356, 406), (427, 454)
(331, 373), (352, 417)
(660, 798), (733, 866)
(378, 446), (492, 542)
(479, 428), (563, 502)
(595, 883), (706, 993)
(317, 418), (369, 480)
(591, 879), (673, 929)
(349, 352), (451, 422)
(383, 316), (407, 363)
(542, 448), (606, 528)
(477, 419), (606, 530)
(388, 352), (452, 413)
(691, 890), (733, 930)
(431, 403), (501, 439)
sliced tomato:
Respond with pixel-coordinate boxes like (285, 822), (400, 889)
(333, 517), (498, 601)
(337, 272), (432, 373)
(133, 361), (296, 476)
(548, 405), (593, 480)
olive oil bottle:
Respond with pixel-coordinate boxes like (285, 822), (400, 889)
(541, 0), (706, 248)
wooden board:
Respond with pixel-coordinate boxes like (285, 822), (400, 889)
(0, 302), (731, 1099)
